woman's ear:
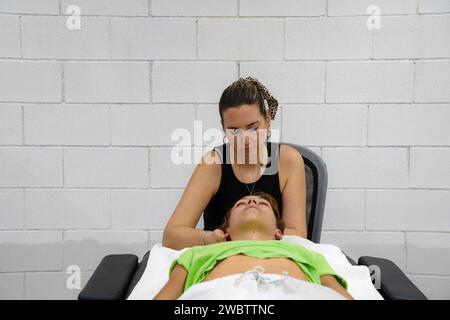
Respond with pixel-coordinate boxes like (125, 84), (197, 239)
(265, 112), (271, 126)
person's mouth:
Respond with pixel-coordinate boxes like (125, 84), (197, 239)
(245, 204), (260, 211)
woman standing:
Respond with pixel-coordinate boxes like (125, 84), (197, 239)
(163, 77), (307, 250)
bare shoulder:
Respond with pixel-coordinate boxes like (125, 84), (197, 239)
(195, 147), (222, 195)
(277, 144), (304, 194)
(279, 144), (304, 168)
(201, 147), (223, 166)
(198, 148), (222, 175)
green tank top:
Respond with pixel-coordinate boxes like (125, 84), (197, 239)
(169, 239), (348, 293)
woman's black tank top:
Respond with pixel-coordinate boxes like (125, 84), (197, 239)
(203, 141), (283, 231)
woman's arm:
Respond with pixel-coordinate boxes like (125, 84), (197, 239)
(163, 150), (222, 250)
(164, 226), (209, 250)
(320, 275), (354, 300)
(280, 145), (308, 238)
(153, 264), (188, 300)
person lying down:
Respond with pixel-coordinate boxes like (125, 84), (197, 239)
(153, 191), (353, 300)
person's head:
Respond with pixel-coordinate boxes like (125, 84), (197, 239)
(219, 77), (278, 154)
(219, 191), (285, 241)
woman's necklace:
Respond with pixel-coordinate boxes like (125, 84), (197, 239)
(241, 142), (267, 195)
(245, 168), (261, 195)
(245, 163), (265, 195)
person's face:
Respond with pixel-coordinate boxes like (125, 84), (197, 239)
(221, 104), (270, 155)
(225, 195), (282, 240)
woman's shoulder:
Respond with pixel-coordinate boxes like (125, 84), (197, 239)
(276, 143), (305, 193)
(194, 146), (223, 181)
(201, 145), (224, 166)
(279, 143), (304, 166)
(182, 146), (222, 199)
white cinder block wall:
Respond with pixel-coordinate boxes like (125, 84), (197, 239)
(0, 0), (449, 300)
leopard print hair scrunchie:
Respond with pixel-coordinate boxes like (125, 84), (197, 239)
(238, 76), (279, 121)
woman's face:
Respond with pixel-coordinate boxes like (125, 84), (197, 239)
(226, 195), (281, 237)
(221, 104), (270, 155)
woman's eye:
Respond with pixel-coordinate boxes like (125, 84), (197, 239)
(260, 202), (269, 206)
(236, 202), (245, 206)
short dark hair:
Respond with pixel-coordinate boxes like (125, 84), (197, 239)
(218, 191), (285, 233)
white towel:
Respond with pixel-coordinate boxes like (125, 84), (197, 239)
(178, 272), (348, 300)
(127, 235), (383, 300)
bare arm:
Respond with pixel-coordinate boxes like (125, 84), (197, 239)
(320, 275), (354, 300)
(283, 227), (307, 238)
(163, 150), (222, 250)
(153, 264), (188, 300)
(280, 145), (308, 238)
(164, 226), (209, 250)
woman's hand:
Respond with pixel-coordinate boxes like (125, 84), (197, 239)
(204, 229), (229, 244)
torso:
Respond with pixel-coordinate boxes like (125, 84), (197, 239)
(211, 143), (290, 196)
(203, 254), (308, 282)
(231, 148), (289, 195)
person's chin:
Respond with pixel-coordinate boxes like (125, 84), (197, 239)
(244, 207), (260, 214)
(240, 211), (264, 222)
